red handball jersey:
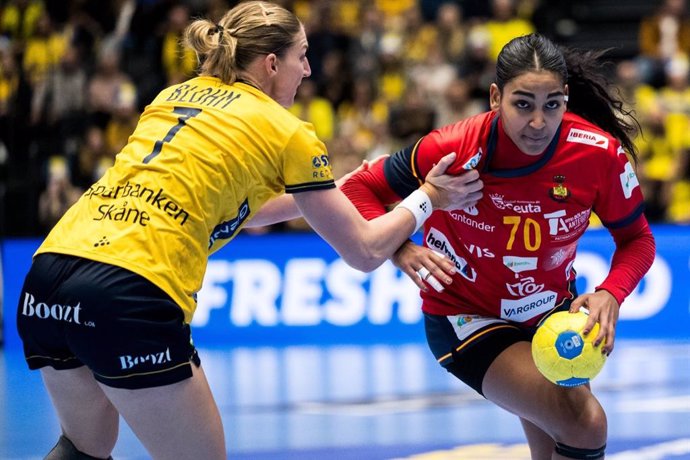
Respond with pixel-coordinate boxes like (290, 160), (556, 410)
(342, 111), (652, 326)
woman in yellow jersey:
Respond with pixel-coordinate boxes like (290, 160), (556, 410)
(16, 2), (483, 459)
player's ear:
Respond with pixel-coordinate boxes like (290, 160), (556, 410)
(563, 84), (569, 106)
(265, 54), (278, 75)
(489, 83), (501, 111)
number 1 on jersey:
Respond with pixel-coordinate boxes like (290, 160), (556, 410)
(143, 107), (202, 163)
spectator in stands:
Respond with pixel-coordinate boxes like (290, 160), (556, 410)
(457, 26), (495, 102)
(651, 55), (690, 222)
(31, 44), (87, 158)
(433, 77), (486, 127)
(348, 5), (385, 78)
(73, 124), (112, 189)
(37, 156), (82, 232)
(637, 0), (690, 87)
(435, 2), (467, 64)
(407, 36), (458, 108)
(0, 41), (19, 119)
(400, 4), (439, 65)
(104, 80), (138, 156)
(87, 45), (134, 128)
(161, 4), (197, 86)
(288, 78), (335, 142)
(0, 0), (45, 55)
(388, 82), (436, 145)
(337, 75), (389, 157)
(484, 0), (535, 61)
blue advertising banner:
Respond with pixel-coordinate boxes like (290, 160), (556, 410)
(2, 225), (689, 348)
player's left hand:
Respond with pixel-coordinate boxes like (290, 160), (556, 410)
(392, 240), (455, 292)
(570, 290), (620, 356)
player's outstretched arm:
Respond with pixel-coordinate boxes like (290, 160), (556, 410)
(246, 156), (388, 228)
(294, 152), (478, 272)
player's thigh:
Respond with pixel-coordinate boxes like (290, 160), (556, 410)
(98, 363), (225, 460)
(40, 366), (119, 457)
(482, 341), (606, 445)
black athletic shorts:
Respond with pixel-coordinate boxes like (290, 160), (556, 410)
(16, 253), (200, 390)
(424, 301), (572, 396)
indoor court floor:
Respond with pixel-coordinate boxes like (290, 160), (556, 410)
(1, 338), (689, 459)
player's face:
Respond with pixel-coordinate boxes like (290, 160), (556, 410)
(272, 25), (311, 107)
(490, 71), (568, 156)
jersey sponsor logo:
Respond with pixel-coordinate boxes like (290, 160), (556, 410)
(95, 202), (151, 227)
(311, 154), (332, 179)
(448, 211), (495, 232)
(462, 148), (482, 169)
(489, 194), (542, 213)
(119, 347), (173, 370)
(465, 243), (495, 258)
(543, 243), (577, 271)
(20, 292), (90, 326)
(500, 290), (557, 322)
(449, 315), (508, 341)
(85, 182), (190, 225)
(209, 198), (251, 248)
(312, 155), (329, 168)
(543, 209), (590, 242)
(426, 228), (477, 282)
(506, 276), (544, 297)
(620, 161), (640, 199)
(566, 128), (609, 149)
(503, 256), (538, 274)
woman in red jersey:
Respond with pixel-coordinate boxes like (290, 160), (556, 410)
(337, 34), (656, 459)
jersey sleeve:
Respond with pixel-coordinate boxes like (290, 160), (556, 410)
(384, 116), (487, 198)
(596, 213), (656, 305)
(593, 143), (646, 228)
(341, 113), (489, 219)
(283, 122), (335, 193)
(340, 159), (400, 220)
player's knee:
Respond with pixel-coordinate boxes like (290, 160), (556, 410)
(556, 395), (607, 446)
(44, 435), (113, 460)
(555, 442), (606, 459)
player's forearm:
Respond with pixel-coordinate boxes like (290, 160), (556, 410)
(246, 194), (299, 227)
(596, 217), (656, 305)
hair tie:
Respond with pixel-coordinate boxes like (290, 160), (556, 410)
(215, 24), (224, 41)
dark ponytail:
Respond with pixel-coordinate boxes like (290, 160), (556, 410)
(562, 47), (640, 161)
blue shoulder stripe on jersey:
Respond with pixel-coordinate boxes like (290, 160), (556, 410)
(484, 116), (562, 177)
(285, 180), (336, 193)
(599, 202), (646, 229)
(383, 142), (421, 198)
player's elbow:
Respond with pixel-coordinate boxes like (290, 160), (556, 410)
(339, 245), (386, 273)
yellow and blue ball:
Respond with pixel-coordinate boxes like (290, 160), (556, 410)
(531, 310), (607, 387)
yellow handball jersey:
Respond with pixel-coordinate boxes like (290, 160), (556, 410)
(36, 77), (335, 323)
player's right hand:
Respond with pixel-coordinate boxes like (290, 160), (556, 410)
(422, 152), (483, 211)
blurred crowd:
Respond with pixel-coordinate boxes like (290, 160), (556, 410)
(0, 0), (688, 237)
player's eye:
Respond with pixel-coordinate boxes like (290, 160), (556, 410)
(515, 100), (531, 110)
(545, 100), (561, 110)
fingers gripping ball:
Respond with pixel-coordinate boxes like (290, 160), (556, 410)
(531, 311), (607, 387)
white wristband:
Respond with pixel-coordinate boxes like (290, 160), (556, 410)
(395, 189), (433, 233)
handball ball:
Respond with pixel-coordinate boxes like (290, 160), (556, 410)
(531, 310), (607, 387)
